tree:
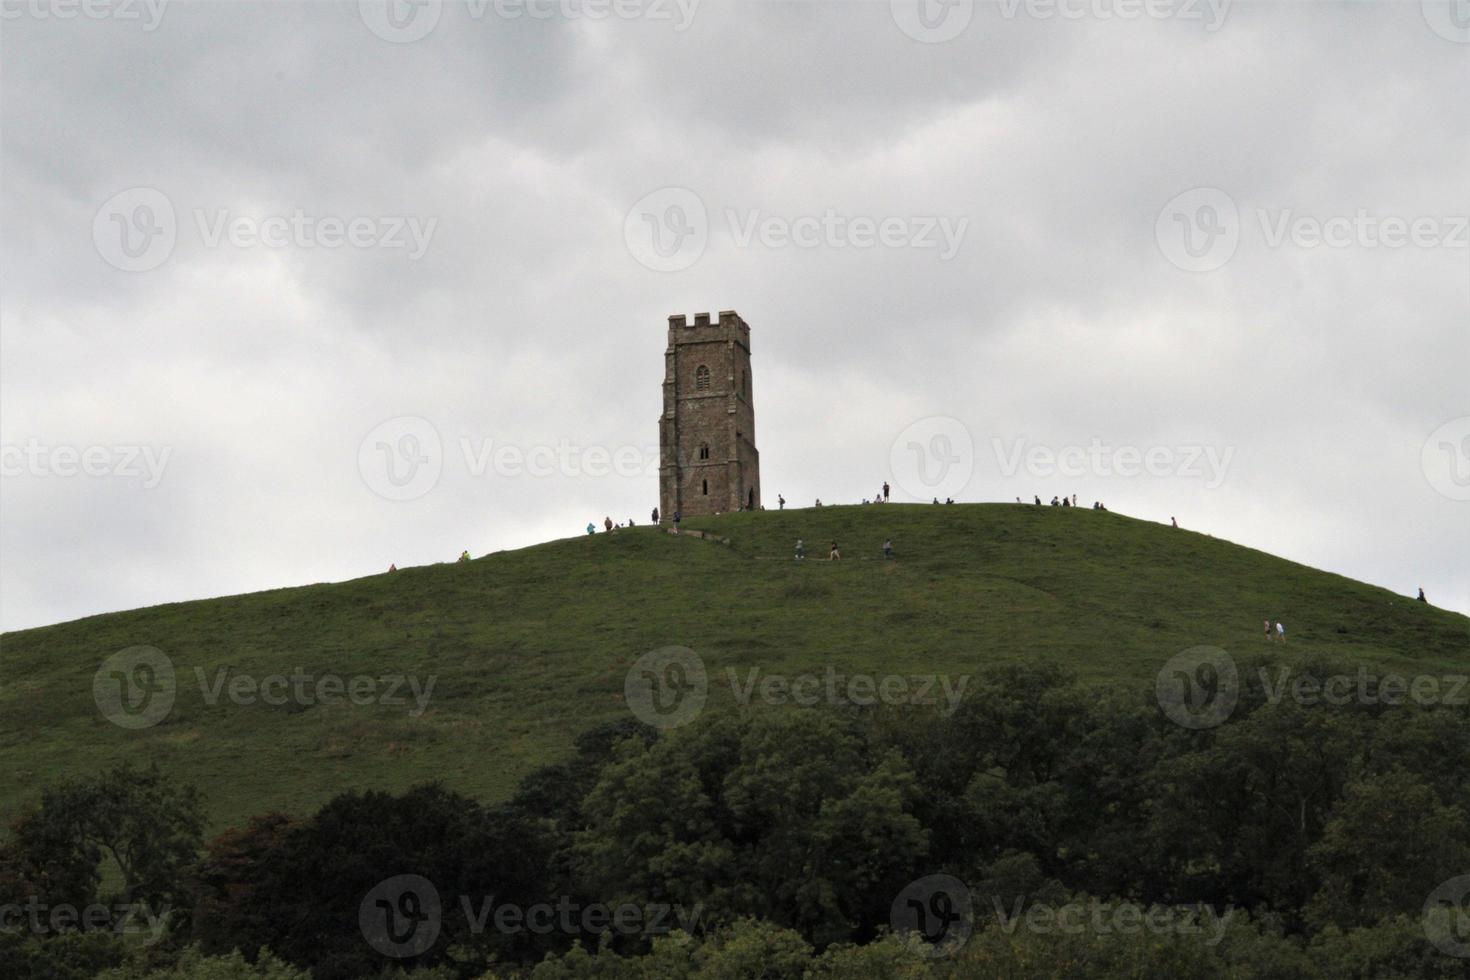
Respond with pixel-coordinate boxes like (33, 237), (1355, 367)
(226, 784), (555, 980)
(6, 764), (203, 917)
(573, 710), (928, 947)
(189, 814), (296, 958)
(1306, 770), (1470, 930)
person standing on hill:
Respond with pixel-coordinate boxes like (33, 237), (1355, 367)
(672, 511), (681, 534)
(652, 507), (660, 525)
(586, 522), (596, 535)
(778, 494), (786, 510)
(1264, 619), (1272, 641)
(883, 481), (890, 501)
(1171, 516), (1179, 528)
(1276, 621), (1286, 643)
(1418, 587), (1428, 603)
(883, 538), (893, 559)
(458, 550), (470, 563)
(795, 539), (805, 560)
(604, 516), (613, 532)
(829, 541), (841, 560)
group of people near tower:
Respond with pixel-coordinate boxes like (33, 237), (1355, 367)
(1028, 493), (1109, 511)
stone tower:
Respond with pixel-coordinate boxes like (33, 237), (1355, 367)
(659, 311), (760, 519)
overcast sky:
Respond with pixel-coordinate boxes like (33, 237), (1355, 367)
(1, 0), (1466, 632)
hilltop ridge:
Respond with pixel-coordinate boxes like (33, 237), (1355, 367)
(2, 503), (1465, 829)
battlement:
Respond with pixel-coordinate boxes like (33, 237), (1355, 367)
(667, 311), (751, 348)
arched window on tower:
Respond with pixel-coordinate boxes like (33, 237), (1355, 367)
(695, 364), (711, 391)
(698, 443), (710, 460)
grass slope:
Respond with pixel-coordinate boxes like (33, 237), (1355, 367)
(2, 504), (1466, 831)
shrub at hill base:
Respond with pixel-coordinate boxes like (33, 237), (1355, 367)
(4, 658), (1470, 979)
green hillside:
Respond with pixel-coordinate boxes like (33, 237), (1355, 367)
(2, 503), (1465, 831)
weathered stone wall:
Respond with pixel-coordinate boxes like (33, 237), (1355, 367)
(659, 311), (760, 518)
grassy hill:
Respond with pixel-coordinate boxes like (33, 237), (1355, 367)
(2, 503), (1466, 832)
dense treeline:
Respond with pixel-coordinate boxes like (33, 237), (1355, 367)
(3, 655), (1468, 978)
